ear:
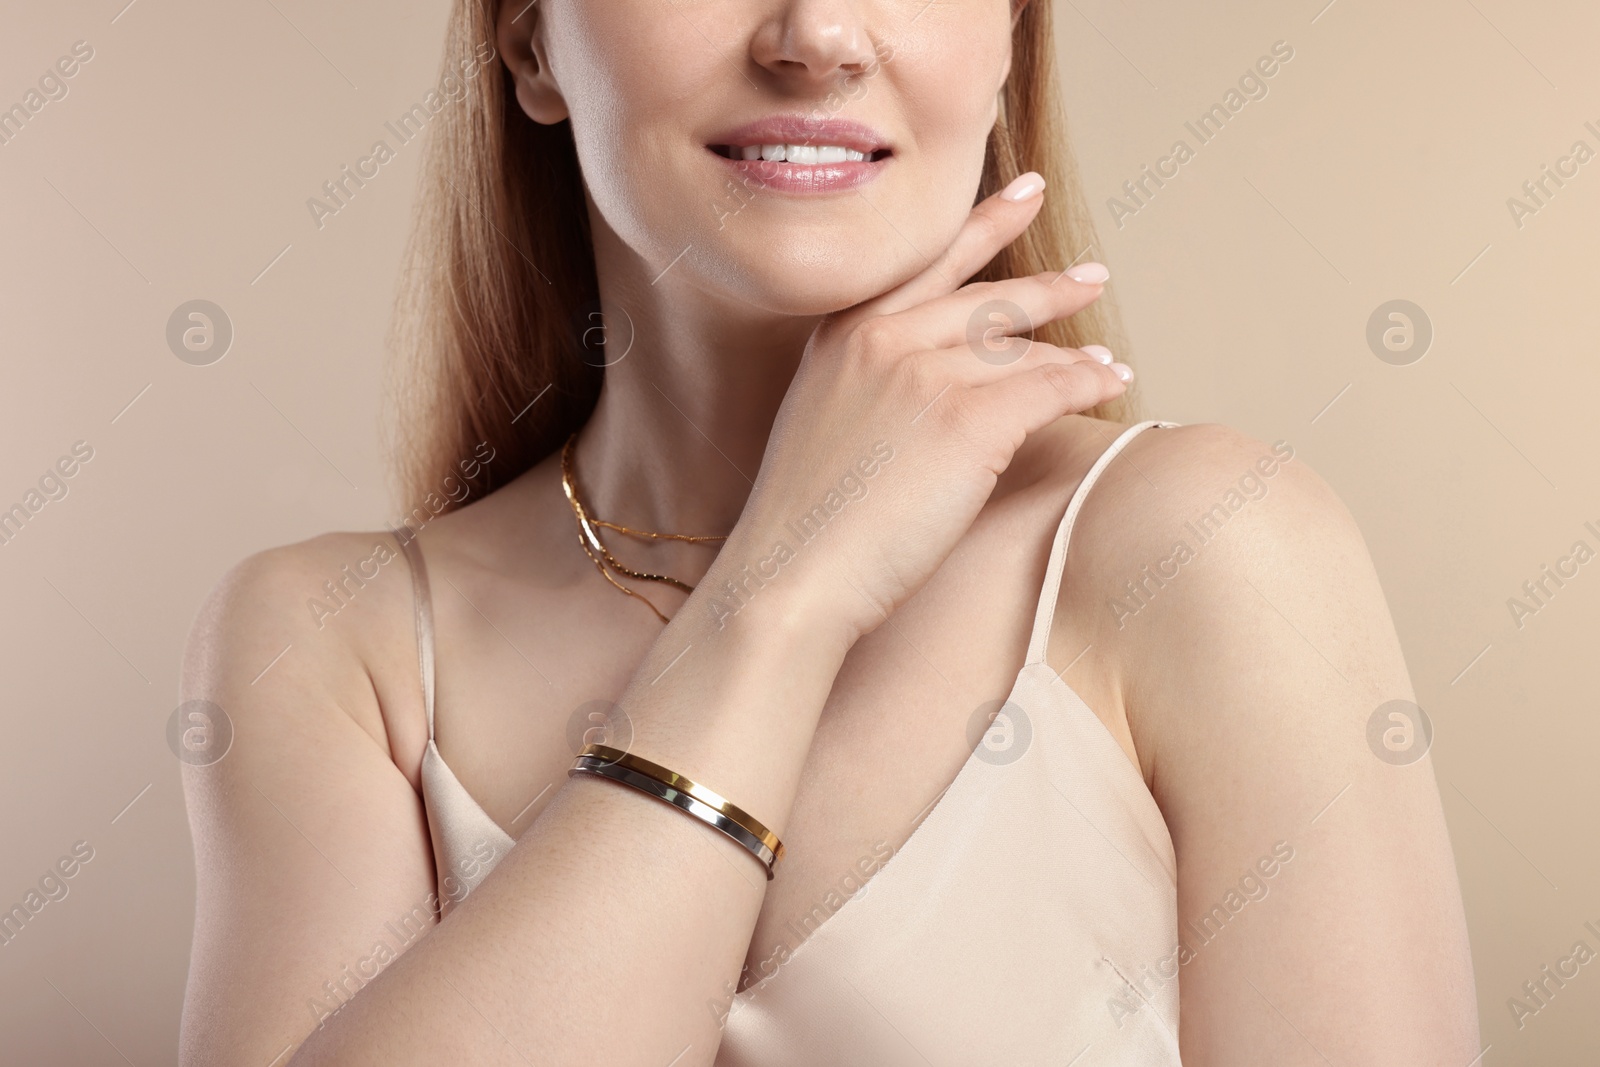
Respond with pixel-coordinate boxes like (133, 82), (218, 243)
(997, 0), (1030, 88)
(497, 0), (568, 124)
(1003, 0), (1031, 80)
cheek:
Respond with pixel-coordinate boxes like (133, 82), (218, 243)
(554, 3), (724, 200)
(858, 33), (1009, 264)
(898, 17), (1013, 180)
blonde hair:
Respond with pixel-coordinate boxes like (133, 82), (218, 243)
(389, 0), (1133, 510)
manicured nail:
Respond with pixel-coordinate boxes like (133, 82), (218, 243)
(1066, 262), (1109, 284)
(1110, 362), (1134, 382)
(1081, 344), (1114, 365)
(1000, 172), (1045, 201)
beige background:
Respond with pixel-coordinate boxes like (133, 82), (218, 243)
(2, 0), (1596, 1062)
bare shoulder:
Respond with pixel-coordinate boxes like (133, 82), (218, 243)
(1060, 418), (1359, 619)
(1048, 420), (1479, 1062)
(178, 532), (455, 1064)
(181, 529), (427, 785)
(1045, 418), (1398, 774)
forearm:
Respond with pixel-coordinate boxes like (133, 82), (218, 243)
(290, 528), (850, 1066)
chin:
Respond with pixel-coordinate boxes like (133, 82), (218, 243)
(693, 237), (933, 317)
(683, 190), (982, 318)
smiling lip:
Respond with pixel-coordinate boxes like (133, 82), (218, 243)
(705, 115), (892, 194)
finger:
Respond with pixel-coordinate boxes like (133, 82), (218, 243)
(884, 269), (1108, 355)
(926, 338), (1107, 386)
(966, 358), (1131, 440)
(845, 171), (1050, 324)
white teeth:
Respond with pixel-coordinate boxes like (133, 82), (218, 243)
(738, 144), (872, 163)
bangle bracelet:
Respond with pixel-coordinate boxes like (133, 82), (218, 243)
(569, 743), (785, 879)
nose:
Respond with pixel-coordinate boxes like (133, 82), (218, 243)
(749, 0), (882, 87)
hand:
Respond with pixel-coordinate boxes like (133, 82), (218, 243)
(727, 172), (1131, 646)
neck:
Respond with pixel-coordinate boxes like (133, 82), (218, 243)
(571, 227), (820, 542)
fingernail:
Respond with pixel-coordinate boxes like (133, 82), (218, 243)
(1066, 262), (1109, 284)
(1000, 172), (1045, 201)
(1110, 362), (1134, 382)
(1082, 344), (1114, 365)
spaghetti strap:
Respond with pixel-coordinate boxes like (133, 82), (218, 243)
(398, 526), (516, 912)
(394, 529), (437, 742)
(1024, 420), (1180, 665)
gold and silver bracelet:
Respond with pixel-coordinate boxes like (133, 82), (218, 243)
(569, 743), (785, 880)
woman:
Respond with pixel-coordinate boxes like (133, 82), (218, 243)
(178, 0), (1479, 1063)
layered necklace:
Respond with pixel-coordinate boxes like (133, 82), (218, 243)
(560, 432), (728, 624)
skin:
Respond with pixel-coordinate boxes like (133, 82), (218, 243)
(178, 0), (1480, 1064)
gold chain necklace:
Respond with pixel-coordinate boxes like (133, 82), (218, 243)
(560, 432), (727, 624)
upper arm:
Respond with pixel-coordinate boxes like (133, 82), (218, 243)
(178, 536), (438, 1066)
(1071, 423), (1479, 1064)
